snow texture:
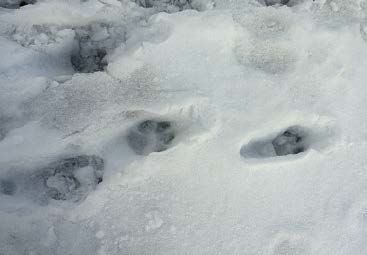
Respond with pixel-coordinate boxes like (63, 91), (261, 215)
(1, 0), (367, 254)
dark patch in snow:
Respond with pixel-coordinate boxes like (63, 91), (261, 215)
(258, 0), (303, 7)
(127, 119), (176, 155)
(0, 129), (5, 141)
(272, 126), (307, 156)
(240, 126), (310, 159)
(0, 179), (17, 195)
(264, 0), (290, 6)
(134, 0), (215, 12)
(39, 155), (105, 201)
(71, 35), (108, 73)
(70, 24), (126, 73)
(0, 0), (35, 9)
(1, 155), (104, 204)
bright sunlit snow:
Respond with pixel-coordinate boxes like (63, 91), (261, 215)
(1, 0), (367, 254)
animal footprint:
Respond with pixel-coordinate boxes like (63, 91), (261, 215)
(40, 155), (104, 201)
(127, 119), (176, 155)
(0, 155), (104, 204)
(240, 126), (310, 159)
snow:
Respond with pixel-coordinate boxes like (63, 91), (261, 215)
(1, 0), (367, 254)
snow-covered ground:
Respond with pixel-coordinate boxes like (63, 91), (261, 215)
(1, 0), (367, 254)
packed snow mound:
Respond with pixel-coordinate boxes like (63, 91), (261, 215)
(2, 0), (367, 254)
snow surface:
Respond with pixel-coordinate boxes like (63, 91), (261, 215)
(1, 0), (367, 254)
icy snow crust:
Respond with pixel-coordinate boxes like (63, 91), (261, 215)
(1, 0), (367, 254)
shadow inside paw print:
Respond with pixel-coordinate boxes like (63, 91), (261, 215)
(70, 26), (110, 73)
(71, 48), (107, 73)
(40, 155), (104, 201)
(127, 119), (175, 155)
(0, 155), (105, 205)
(240, 126), (310, 159)
(261, 0), (290, 6)
(259, 0), (303, 7)
(0, 0), (36, 8)
(272, 127), (307, 156)
(134, 0), (214, 12)
(0, 179), (17, 195)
